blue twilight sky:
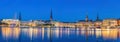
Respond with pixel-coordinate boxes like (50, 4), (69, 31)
(0, 0), (120, 22)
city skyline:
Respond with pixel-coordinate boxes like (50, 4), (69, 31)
(0, 0), (120, 42)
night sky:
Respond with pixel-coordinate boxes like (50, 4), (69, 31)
(0, 0), (120, 22)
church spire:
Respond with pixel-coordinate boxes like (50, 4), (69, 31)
(96, 12), (99, 21)
(50, 8), (53, 21)
(85, 12), (88, 22)
(19, 12), (22, 21)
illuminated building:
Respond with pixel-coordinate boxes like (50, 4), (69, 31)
(102, 18), (118, 27)
(76, 20), (93, 27)
(117, 19), (120, 26)
(54, 22), (76, 28)
(94, 13), (102, 28)
(94, 21), (102, 28)
(1, 19), (20, 27)
(76, 15), (93, 28)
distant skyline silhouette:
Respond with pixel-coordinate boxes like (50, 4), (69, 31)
(0, 0), (120, 22)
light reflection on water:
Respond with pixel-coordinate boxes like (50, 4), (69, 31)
(0, 27), (120, 42)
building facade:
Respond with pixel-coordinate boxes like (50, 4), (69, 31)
(102, 19), (118, 27)
(2, 19), (20, 27)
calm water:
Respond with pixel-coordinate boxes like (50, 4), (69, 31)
(0, 27), (120, 42)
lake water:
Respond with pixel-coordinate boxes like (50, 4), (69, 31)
(0, 27), (120, 42)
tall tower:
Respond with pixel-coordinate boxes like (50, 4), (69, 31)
(96, 13), (99, 21)
(85, 15), (88, 22)
(19, 12), (22, 21)
(85, 12), (89, 22)
(50, 8), (53, 21)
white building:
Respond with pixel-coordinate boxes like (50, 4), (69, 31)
(102, 18), (118, 27)
(2, 19), (20, 27)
